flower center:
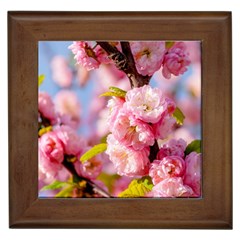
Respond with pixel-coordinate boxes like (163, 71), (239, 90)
(142, 49), (151, 57)
(142, 104), (151, 111)
(85, 46), (97, 59)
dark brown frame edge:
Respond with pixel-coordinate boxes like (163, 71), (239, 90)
(8, 11), (232, 229)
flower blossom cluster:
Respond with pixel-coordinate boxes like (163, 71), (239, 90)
(106, 85), (176, 177)
(149, 138), (201, 197)
(38, 91), (102, 184)
(69, 41), (110, 71)
(131, 41), (190, 78)
(69, 41), (190, 80)
(162, 42), (191, 79)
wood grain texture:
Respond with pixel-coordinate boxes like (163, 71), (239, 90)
(8, 11), (232, 229)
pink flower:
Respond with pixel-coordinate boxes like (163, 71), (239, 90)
(54, 90), (81, 129)
(69, 41), (109, 71)
(51, 56), (73, 88)
(96, 108), (110, 137)
(165, 97), (177, 115)
(39, 167), (70, 183)
(149, 156), (185, 185)
(74, 156), (102, 180)
(106, 134), (150, 177)
(131, 41), (166, 76)
(38, 92), (57, 125)
(150, 177), (194, 198)
(55, 125), (87, 156)
(76, 65), (90, 87)
(125, 85), (167, 124)
(69, 41), (100, 70)
(153, 115), (176, 140)
(38, 131), (64, 178)
(107, 97), (125, 127)
(162, 42), (191, 79)
(172, 127), (194, 145)
(157, 138), (187, 160)
(184, 152), (201, 197)
(110, 109), (155, 150)
(94, 45), (111, 64)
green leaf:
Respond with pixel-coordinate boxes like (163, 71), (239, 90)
(100, 86), (126, 98)
(109, 86), (126, 95)
(38, 74), (45, 86)
(38, 126), (52, 137)
(41, 180), (69, 191)
(118, 177), (153, 198)
(100, 134), (110, 144)
(55, 185), (75, 198)
(185, 140), (201, 155)
(80, 143), (107, 163)
(99, 91), (126, 98)
(172, 107), (185, 125)
(165, 41), (175, 49)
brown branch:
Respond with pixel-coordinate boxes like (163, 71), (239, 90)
(149, 140), (160, 163)
(97, 41), (151, 88)
(120, 42), (151, 87)
(62, 158), (112, 198)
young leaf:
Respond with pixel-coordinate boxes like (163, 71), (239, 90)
(109, 86), (126, 95)
(80, 143), (107, 163)
(172, 107), (185, 125)
(118, 177), (153, 198)
(100, 86), (126, 98)
(41, 180), (69, 191)
(38, 74), (45, 86)
(99, 91), (126, 98)
(38, 126), (52, 137)
(100, 134), (110, 144)
(165, 41), (175, 49)
(185, 140), (201, 155)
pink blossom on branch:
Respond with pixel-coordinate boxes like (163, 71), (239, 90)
(162, 42), (191, 79)
(184, 152), (201, 197)
(54, 90), (81, 129)
(109, 108), (155, 150)
(74, 156), (102, 180)
(157, 138), (187, 160)
(106, 134), (150, 177)
(69, 41), (110, 71)
(150, 177), (194, 198)
(153, 115), (176, 140)
(107, 97), (125, 127)
(39, 131), (64, 179)
(124, 85), (168, 124)
(131, 41), (166, 76)
(149, 156), (185, 185)
(55, 125), (87, 156)
(38, 92), (57, 125)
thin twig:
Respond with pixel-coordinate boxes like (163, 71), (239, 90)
(62, 158), (112, 198)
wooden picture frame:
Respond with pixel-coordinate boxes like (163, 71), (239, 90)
(8, 11), (232, 229)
